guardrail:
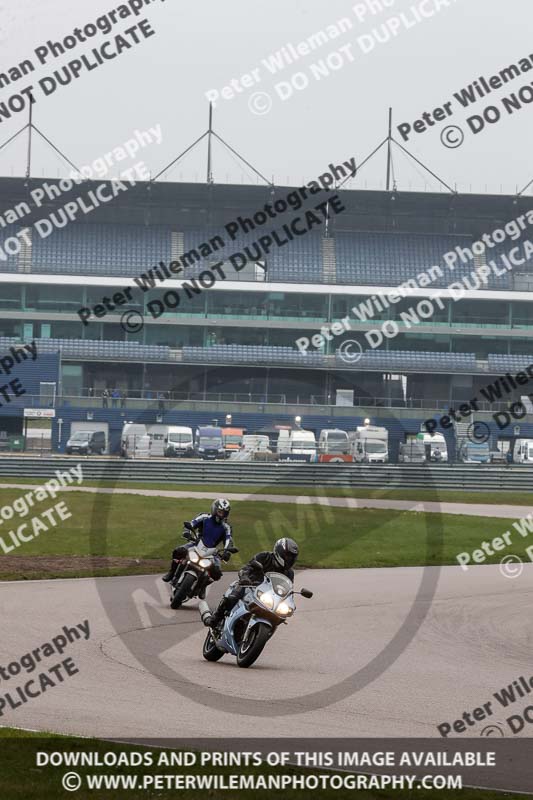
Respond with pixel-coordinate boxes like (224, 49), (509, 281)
(0, 456), (532, 491)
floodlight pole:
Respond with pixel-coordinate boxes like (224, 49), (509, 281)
(207, 102), (213, 185)
(386, 107), (392, 192)
(25, 94), (34, 181)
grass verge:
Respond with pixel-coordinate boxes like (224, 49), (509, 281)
(1, 476), (532, 505)
(0, 486), (529, 579)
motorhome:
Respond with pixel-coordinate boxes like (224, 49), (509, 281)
(121, 423), (151, 459)
(195, 426), (225, 460)
(164, 426), (194, 457)
(318, 429), (349, 455)
(349, 426), (389, 463)
(513, 438), (533, 464)
(222, 427), (245, 457)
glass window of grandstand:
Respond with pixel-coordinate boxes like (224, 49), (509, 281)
(0, 319), (20, 338)
(272, 292), (326, 320)
(391, 297), (449, 325)
(49, 321), (83, 340)
(451, 336), (507, 359)
(84, 287), (144, 316)
(25, 284), (83, 313)
(146, 287), (205, 317)
(206, 290), (267, 319)
(388, 334), (451, 352)
(452, 299), (509, 327)
(0, 283), (21, 310)
(206, 327), (268, 346)
(506, 339), (533, 356)
(512, 302), (533, 328)
(145, 325), (203, 348)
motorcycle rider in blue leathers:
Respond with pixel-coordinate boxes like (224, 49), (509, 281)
(162, 498), (234, 587)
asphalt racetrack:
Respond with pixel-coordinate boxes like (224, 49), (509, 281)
(0, 481), (532, 519)
(2, 562), (532, 741)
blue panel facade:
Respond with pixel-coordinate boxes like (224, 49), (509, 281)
(0, 348), (60, 415)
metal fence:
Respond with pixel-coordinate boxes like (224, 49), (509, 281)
(0, 456), (532, 490)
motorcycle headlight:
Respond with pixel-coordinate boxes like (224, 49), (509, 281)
(189, 551), (199, 563)
(257, 590), (274, 609)
(199, 558), (211, 568)
(277, 601), (293, 616)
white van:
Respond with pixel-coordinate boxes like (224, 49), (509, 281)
(513, 438), (533, 464)
(121, 423), (151, 458)
(278, 429), (317, 462)
(349, 426), (389, 463)
(146, 424), (169, 457)
(420, 432), (448, 462)
(318, 429), (349, 455)
(164, 426), (194, 457)
(242, 434), (271, 453)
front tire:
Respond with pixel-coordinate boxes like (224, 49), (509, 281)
(236, 623), (271, 668)
(170, 573), (196, 609)
(202, 630), (225, 661)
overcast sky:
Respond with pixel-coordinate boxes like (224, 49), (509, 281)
(0, 0), (531, 196)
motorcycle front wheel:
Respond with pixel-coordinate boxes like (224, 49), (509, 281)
(170, 573), (196, 609)
(236, 623), (271, 668)
(202, 631), (225, 661)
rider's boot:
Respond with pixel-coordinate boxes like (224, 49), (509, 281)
(162, 561), (177, 582)
(208, 597), (229, 628)
(199, 600), (213, 627)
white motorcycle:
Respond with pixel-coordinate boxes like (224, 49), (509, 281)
(170, 533), (238, 609)
(199, 570), (313, 668)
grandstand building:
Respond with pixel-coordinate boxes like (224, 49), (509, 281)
(1, 175), (533, 458)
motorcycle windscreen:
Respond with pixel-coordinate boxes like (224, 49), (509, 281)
(266, 572), (292, 598)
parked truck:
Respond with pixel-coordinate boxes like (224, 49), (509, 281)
(349, 426), (389, 463)
(221, 427), (245, 457)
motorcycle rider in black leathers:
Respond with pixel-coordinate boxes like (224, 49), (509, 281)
(204, 537), (299, 628)
(162, 498), (234, 587)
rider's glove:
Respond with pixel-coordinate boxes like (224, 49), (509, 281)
(221, 549), (232, 562)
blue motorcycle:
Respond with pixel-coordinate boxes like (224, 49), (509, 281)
(199, 571), (313, 668)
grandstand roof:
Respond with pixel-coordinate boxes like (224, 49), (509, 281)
(0, 176), (528, 236)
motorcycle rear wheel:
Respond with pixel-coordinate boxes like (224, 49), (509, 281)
(202, 631), (225, 661)
(236, 623), (271, 668)
(170, 573), (196, 609)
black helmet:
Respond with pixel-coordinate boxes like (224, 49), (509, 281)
(211, 498), (230, 520)
(273, 537), (299, 569)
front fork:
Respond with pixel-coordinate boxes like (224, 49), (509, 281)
(241, 615), (274, 646)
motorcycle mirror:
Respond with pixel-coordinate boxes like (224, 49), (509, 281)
(300, 588), (313, 599)
(229, 547), (239, 554)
